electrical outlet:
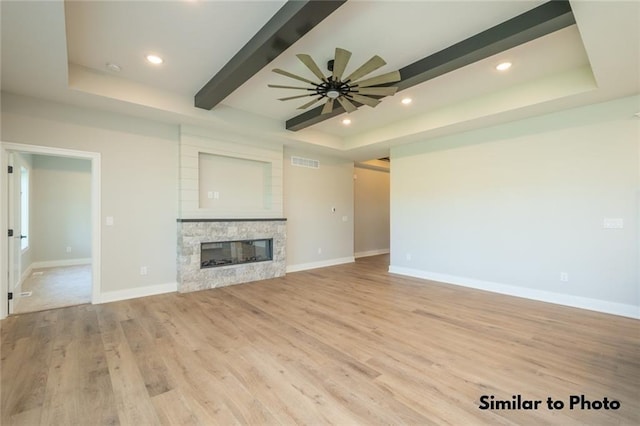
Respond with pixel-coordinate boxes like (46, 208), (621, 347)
(560, 272), (569, 282)
(406, 253), (412, 261)
(318, 248), (322, 255)
(140, 266), (148, 276)
(66, 246), (72, 253)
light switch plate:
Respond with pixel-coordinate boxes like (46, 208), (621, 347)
(603, 218), (623, 229)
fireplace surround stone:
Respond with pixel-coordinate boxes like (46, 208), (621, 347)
(177, 218), (286, 292)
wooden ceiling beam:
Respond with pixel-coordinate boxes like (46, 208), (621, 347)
(195, 0), (346, 110)
(285, 0), (575, 131)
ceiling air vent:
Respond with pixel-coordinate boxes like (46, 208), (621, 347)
(291, 156), (320, 169)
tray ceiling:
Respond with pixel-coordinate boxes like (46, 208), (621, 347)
(1, 1), (638, 160)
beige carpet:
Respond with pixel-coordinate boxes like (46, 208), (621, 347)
(14, 264), (92, 314)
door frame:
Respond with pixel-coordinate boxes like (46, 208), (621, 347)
(7, 152), (23, 314)
(0, 142), (101, 319)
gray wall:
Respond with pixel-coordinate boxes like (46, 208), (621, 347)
(390, 96), (639, 314)
(4, 91), (637, 317)
(1, 93), (359, 296)
(354, 166), (390, 257)
(284, 148), (354, 270)
(31, 154), (91, 263)
(1, 93), (179, 294)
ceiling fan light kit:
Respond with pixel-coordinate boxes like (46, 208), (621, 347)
(269, 47), (401, 116)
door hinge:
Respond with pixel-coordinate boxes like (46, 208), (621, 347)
(8, 229), (14, 237)
(8, 292), (13, 301)
(8, 166), (13, 174)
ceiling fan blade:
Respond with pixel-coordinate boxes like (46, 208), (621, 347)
(332, 48), (352, 81)
(354, 70), (401, 88)
(321, 98), (335, 114)
(296, 54), (327, 82)
(356, 86), (398, 96)
(268, 84), (313, 90)
(344, 55), (386, 83)
(278, 93), (315, 101)
(336, 96), (357, 113)
(348, 93), (381, 108)
(298, 97), (324, 110)
(272, 68), (316, 85)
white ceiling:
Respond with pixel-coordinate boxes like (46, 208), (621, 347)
(65, 0), (287, 97)
(1, 1), (639, 161)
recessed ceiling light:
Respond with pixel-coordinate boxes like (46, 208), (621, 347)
(496, 62), (512, 71)
(401, 97), (412, 105)
(342, 118), (352, 125)
(105, 62), (121, 72)
(146, 54), (164, 65)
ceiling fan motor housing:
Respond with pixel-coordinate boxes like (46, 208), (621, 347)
(318, 78), (350, 99)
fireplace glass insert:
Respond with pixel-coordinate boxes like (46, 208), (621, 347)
(201, 239), (273, 268)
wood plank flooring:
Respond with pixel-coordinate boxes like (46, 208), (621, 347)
(2, 255), (639, 425)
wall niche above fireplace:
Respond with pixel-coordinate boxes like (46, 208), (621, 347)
(198, 153), (272, 211)
(179, 129), (283, 220)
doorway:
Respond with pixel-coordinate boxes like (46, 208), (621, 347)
(1, 143), (101, 318)
(353, 159), (391, 260)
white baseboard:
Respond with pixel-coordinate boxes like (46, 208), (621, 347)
(388, 266), (640, 320)
(31, 258), (92, 269)
(287, 256), (355, 273)
(355, 249), (390, 259)
(14, 264), (33, 291)
(96, 282), (177, 304)
(10, 264), (33, 312)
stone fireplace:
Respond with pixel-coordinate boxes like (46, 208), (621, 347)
(177, 218), (286, 293)
(177, 130), (286, 292)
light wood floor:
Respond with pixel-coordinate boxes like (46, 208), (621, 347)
(14, 265), (92, 314)
(1, 255), (638, 425)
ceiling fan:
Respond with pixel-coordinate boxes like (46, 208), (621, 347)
(268, 48), (401, 114)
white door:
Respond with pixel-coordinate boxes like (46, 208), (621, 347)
(7, 153), (22, 314)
